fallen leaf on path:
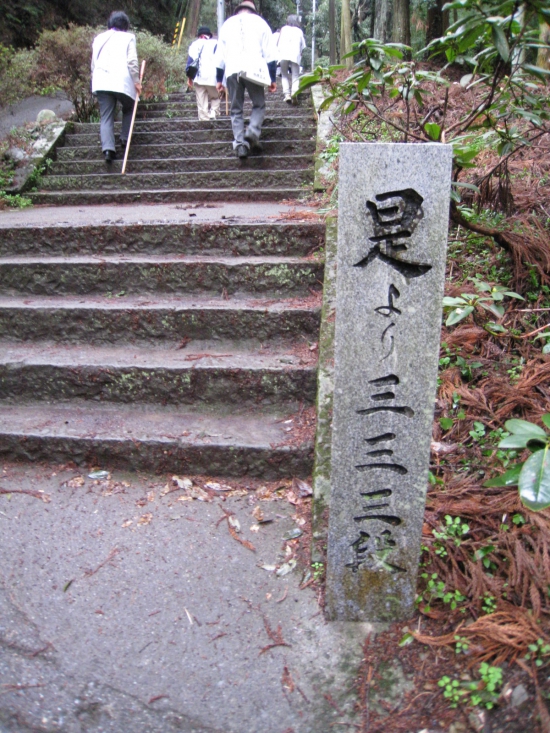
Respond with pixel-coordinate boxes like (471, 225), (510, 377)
(137, 513), (153, 526)
(228, 516), (240, 532)
(189, 485), (211, 501)
(121, 519), (133, 528)
(205, 481), (232, 491)
(276, 559), (297, 577)
(252, 505), (264, 522)
(64, 476), (85, 488)
(88, 470), (110, 480)
(283, 528), (303, 540)
(172, 476), (193, 490)
(292, 478), (312, 497)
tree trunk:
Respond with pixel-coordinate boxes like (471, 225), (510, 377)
(538, 21), (550, 70)
(392, 0), (410, 45)
(340, 0), (353, 68)
(426, 0), (448, 45)
(184, 0), (201, 38)
(373, 0), (392, 43)
(329, 0), (336, 64)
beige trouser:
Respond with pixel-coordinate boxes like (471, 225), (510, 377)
(194, 84), (220, 120)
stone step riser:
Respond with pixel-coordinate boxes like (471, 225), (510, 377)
(51, 155), (314, 176)
(0, 363), (316, 408)
(57, 140), (316, 161)
(71, 117), (315, 135)
(63, 128), (315, 147)
(0, 223), (324, 258)
(30, 188), (305, 205)
(98, 106), (310, 119)
(40, 169), (313, 192)
(0, 432), (312, 478)
(0, 260), (323, 297)
(0, 307), (321, 344)
(165, 92), (309, 103)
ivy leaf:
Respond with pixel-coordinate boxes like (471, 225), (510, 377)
(542, 414), (550, 430)
(518, 445), (550, 511)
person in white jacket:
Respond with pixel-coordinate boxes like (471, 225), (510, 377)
(277, 15), (305, 103)
(91, 11), (142, 163)
(186, 27), (220, 121)
(214, 0), (277, 159)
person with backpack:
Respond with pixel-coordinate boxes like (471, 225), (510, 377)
(277, 15), (305, 104)
(186, 27), (220, 121)
(91, 11), (142, 163)
(214, 0), (277, 159)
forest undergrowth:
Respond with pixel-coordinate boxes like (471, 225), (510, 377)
(313, 64), (550, 731)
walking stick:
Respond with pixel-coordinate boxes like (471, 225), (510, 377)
(121, 60), (146, 175)
(225, 88), (229, 116)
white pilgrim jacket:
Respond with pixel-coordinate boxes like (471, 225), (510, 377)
(91, 29), (140, 100)
(214, 13), (277, 80)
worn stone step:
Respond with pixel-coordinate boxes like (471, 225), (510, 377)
(62, 127), (315, 147)
(0, 340), (317, 407)
(139, 94), (311, 107)
(51, 154), (314, 176)
(0, 401), (313, 478)
(70, 116), (315, 136)
(136, 105), (312, 119)
(56, 139), (316, 161)
(165, 91), (310, 103)
(0, 293), (321, 344)
(39, 168), (313, 192)
(0, 221), (325, 258)
(0, 255), (323, 297)
(29, 187), (306, 206)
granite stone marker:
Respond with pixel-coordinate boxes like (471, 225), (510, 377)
(326, 143), (453, 622)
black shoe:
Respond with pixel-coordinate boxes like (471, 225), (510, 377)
(119, 139), (127, 151)
(236, 144), (249, 159)
(104, 150), (116, 163)
(244, 130), (262, 151)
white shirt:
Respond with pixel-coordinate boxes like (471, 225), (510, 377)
(277, 25), (306, 65)
(214, 12), (276, 79)
(188, 37), (218, 86)
(91, 29), (139, 100)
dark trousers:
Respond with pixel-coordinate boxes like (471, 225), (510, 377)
(95, 91), (134, 152)
(226, 73), (266, 150)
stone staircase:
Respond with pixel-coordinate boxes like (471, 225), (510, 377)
(0, 88), (324, 479)
(31, 90), (316, 206)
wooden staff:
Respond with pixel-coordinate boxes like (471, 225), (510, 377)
(121, 60), (146, 175)
(225, 88), (229, 116)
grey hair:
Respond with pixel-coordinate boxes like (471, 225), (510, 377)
(286, 14), (300, 27)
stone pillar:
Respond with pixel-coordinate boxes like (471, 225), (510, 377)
(326, 143), (452, 622)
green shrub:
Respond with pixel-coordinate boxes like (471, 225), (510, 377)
(33, 25), (97, 122)
(0, 44), (37, 107)
(135, 31), (187, 98)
